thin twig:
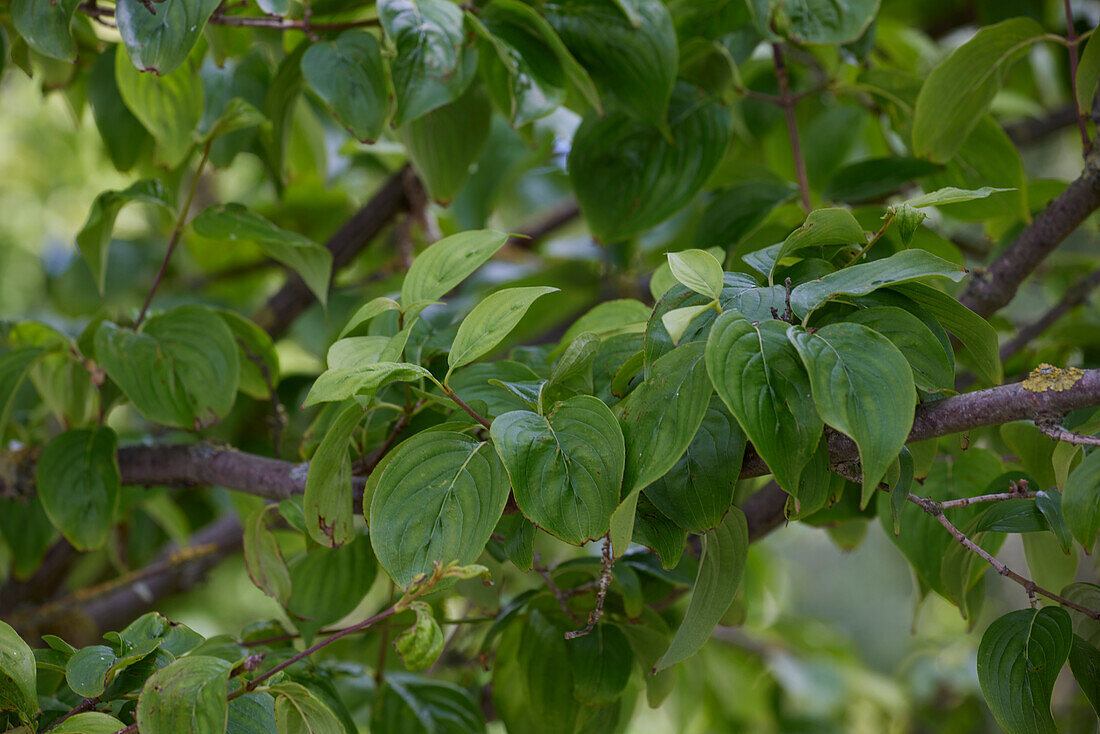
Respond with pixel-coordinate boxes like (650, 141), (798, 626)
(441, 386), (492, 430)
(1038, 423), (1100, 446)
(1063, 0), (1092, 153)
(937, 489), (1037, 509)
(135, 141), (212, 328)
(534, 553), (582, 623)
(565, 537), (614, 639)
(45, 697), (99, 731)
(846, 211), (896, 266)
(908, 492), (1100, 620)
(772, 43), (812, 212)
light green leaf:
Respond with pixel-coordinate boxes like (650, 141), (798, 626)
(76, 179), (173, 294)
(1063, 447), (1100, 552)
(569, 83), (732, 243)
(912, 17), (1044, 162)
(302, 31), (388, 143)
(770, 208), (865, 283)
(304, 402), (362, 548)
(136, 656), (232, 734)
(51, 713), (127, 733)
(448, 287), (559, 376)
(667, 249), (724, 301)
(116, 0), (221, 75)
(847, 306), (954, 392)
(94, 305), (240, 430)
(788, 322), (915, 506)
(705, 313), (822, 493)
(976, 607), (1072, 734)
(192, 204), (333, 307)
(379, 0), (477, 125)
(11, 0), (80, 62)
(401, 230), (509, 307)
(243, 505), (292, 604)
(339, 297), (401, 339)
(394, 602), (445, 672)
(790, 249), (967, 319)
(270, 682), (344, 734)
(36, 428), (120, 552)
(655, 507), (747, 670)
(493, 396), (623, 545)
(660, 304), (713, 346)
(115, 45), (204, 168)
(0, 620), (37, 726)
(901, 185), (1015, 209)
(370, 431), (509, 587)
(302, 362), (431, 408)
(747, 0), (880, 44)
(921, 118), (1027, 222)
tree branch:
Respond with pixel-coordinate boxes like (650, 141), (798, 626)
(1004, 104), (1080, 146)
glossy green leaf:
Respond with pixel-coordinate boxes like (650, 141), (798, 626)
(771, 208), (865, 283)
(394, 602), (445, 672)
(912, 18), (1044, 162)
(847, 306), (954, 392)
(373, 673), (486, 734)
(243, 505), (292, 604)
(51, 713), (127, 733)
(401, 230), (509, 307)
(0, 620), (37, 726)
(65, 645), (116, 698)
(790, 249), (966, 319)
(287, 534), (376, 640)
(116, 0), (221, 75)
(95, 305), (240, 430)
(1035, 489), (1074, 552)
(303, 402), (362, 548)
(301, 31), (388, 143)
(36, 427), (120, 552)
(667, 249), (724, 301)
(448, 286), (559, 375)
(655, 507), (747, 670)
(631, 496), (687, 569)
(136, 655), (232, 734)
(545, 0), (675, 126)
(493, 396), (624, 545)
(115, 46), (204, 168)
(11, 0), (80, 62)
(301, 362), (431, 408)
(379, 0), (477, 125)
(644, 398), (746, 534)
(270, 682), (343, 734)
(705, 313), (822, 493)
(976, 607), (1072, 734)
(569, 83), (732, 243)
(788, 322), (915, 506)
(76, 179), (173, 294)
(1063, 447), (1100, 552)
(892, 281), (1002, 384)
(192, 204), (332, 307)
(371, 431), (509, 587)
(566, 624), (633, 706)
(747, 0), (880, 44)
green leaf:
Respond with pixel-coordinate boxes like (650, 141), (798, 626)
(492, 396), (624, 545)
(302, 362), (430, 408)
(976, 607), (1073, 734)
(65, 645), (116, 698)
(1063, 447), (1100, 552)
(696, 180), (795, 252)
(1078, 31), (1100, 115)
(228, 693), (278, 734)
(51, 713), (128, 733)
(1062, 583), (1100, 647)
(448, 287), (559, 376)
(847, 306), (954, 392)
(36, 428), (120, 552)
(401, 86), (491, 206)
(379, 0), (477, 125)
(1035, 489), (1074, 552)
(217, 309), (280, 400)
(270, 682), (344, 734)
(136, 656), (232, 734)
(0, 347), (45, 440)
(545, 0), (675, 126)
(401, 230), (509, 307)
(823, 157), (939, 204)
(569, 83), (732, 243)
(1000, 422), (1057, 491)
(0, 620), (37, 726)
(770, 208), (865, 283)
(493, 611), (579, 734)
(912, 17), (1044, 162)
(643, 398), (746, 534)
(338, 297), (401, 339)
(892, 282), (1002, 384)
(116, 0), (221, 75)
(197, 97), (267, 145)
(660, 304), (713, 346)
(705, 313), (822, 493)
(76, 179), (173, 294)
(95, 305), (240, 430)
(11, 0), (80, 62)
(470, 11), (564, 128)
(192, 204), (333, 307)
(790, 249), (967, 319)
(921, 117), (1027, 222)
(394, 602), (445, 672)
(655, 507), (747, 670)
(1070, 634), (1100, 716)
(304, 402), (362, 548)
(901, 185), (1014, 209)
(788, 322), (915, 506)
(631, 496), (686, 569)
(747, 0), (880, 44)
(371, 431), (509, 587)
(667, 249), (724, 301)
(566, 624), (633, 706)
(556, 299), (650, 350)
(115, 45), (204, 168)
(373, 673), (486, 734)
(243, 505), (292, 604)
(88, 48), (154, 173)
(301, 31), (388, 143)
(287, 534), (377, 640)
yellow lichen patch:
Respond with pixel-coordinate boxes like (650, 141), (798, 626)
(1022, 363), (1085, 393)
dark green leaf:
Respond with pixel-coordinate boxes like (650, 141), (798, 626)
(11, 0), (80, 62)
(1070, 634), (1100, 716)
(87, 48), (154, 172)
(270, 681), (344, 734)
(824, 157), (939, 204)
(373, 673), (486, 734)
(36, 428), (120, 551)
(287, 533), (377, 640)
(493, 611), (578, 734)
(115, 46), (204, 168)
(243, 505), (292, 605)
(566, 624), (633, 706)
(0, 621), (37, 726)
(846, 306), (954, 392)
(303, 402), (362, 548)
(0, 347), (45, 440)
(302, 31), (388, 143)
(747, 0), (879, 44)
(135, 655), (232, 734)
(116, 0), (221, 75)
(217, 310), (280, 400)
(696, 180), (794, 252)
